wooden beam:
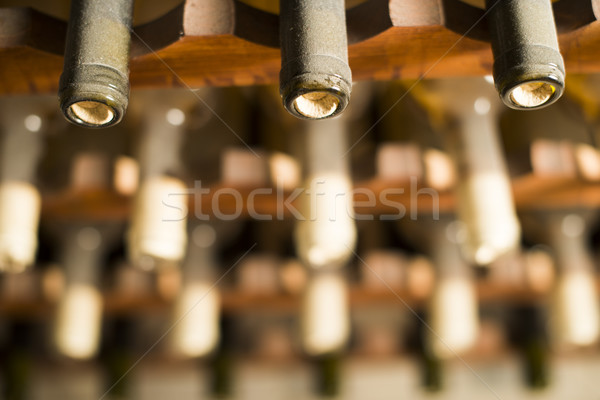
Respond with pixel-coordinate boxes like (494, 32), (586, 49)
(40, 175), (600, 222)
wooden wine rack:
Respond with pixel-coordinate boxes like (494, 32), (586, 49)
(1, 0), (600, 95)
(1, 0), (600, 316)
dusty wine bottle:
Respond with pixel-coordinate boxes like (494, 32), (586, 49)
(171, 224), (221, 358)
(547, 213), (600, 348)
(427, 220), (479, 359)
(0, 97), (49, 273)
(54, 227), (104, 360)
(301, 270), (350, 356)
(486, 0), (565, 109)
(127, 99), (189, 270)
(59, 0), (134, 128)
(279, 0), (352, 119)
(294, 118), (357, 270)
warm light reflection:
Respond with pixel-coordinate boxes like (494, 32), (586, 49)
(128, 176), (188, 270)
(509, 82), (556, 109)
(269, 152), (301, 190)
(423, 148), (456, 191)
(114, 156), (140, 195)
(473, 97), (491, 115)
(0, 181), (41, 272)
(279, 258), (307, 295)
(301, 272), (350, 356)
(24, 114), (42, 133)
(293, 91), (339, 119)
(406, 256), (435, 299)
(575, 143), (600, 181)
(166, 108), (185, 127)
(172, 282), (220, 358)
(524, 248), (555, 293)
(69, 101), (115, 127)
(55, 284), (103, 359)
(156, 266), (182, 301)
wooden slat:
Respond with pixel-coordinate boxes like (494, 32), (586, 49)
(0, 284), (552, 318)
(40, 175), (600, 222)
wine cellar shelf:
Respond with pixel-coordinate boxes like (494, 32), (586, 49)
(41, 175), (600, 222)
(0, 284), (557, 318)
(3, 0), (600, 95)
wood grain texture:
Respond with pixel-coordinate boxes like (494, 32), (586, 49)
(0, 0), (599, 95)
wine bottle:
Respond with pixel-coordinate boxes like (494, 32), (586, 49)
(279, 0), (351, 119)
(486, 0), (564, 109)
(127, 95), (192, 270)
(294, 118), (357, 270)
(59, 0), (134, 127)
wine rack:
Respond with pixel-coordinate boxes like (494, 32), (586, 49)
(1, 0), (600, 94)
(2, 1), (600, 399)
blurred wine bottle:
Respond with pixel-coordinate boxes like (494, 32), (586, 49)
(53, 226), (105, 360)
(313, 353), (342, 397)
(506, 306), (549, 389)
(127, 92), (195, 271)
(1, 322), (35, 400)
(100, 317), (136, 399)
(412, 77), (521, 265)
(210, 316), (235, 399)
(0, 96), (53, 272)
(171, 223), (221, 359)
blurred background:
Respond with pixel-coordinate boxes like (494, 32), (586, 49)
(2, 0), (600, 399)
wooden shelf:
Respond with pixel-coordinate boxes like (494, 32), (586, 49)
(1, 0), (600, 95)
(2, 0), (600, 321)
(40, 175), (600, 222)
(0, 283), (551, 318)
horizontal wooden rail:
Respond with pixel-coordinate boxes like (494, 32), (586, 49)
(0, 283), (551, 318)
(40, 175), (600, 222)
